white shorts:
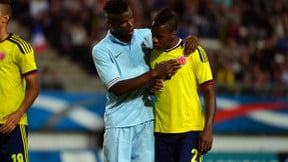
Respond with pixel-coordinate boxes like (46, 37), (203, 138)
(103, 120), (155, 162)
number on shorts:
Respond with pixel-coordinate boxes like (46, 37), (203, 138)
(191, 148), (203, 162)
(11, 153), (24, 162)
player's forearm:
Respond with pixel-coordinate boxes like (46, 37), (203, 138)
(111, 60), (180, 96)
(18, 87), (39, 114)
(17, 74), (39, 115)
(202, 85), (216, 130)
(109, 69), (159, 96)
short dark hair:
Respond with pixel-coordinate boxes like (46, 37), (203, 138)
(0, 0), (10, 4)
(0, 0), (12, 17)
(152, 8), (178, 32)
(104, 0), (129, 15)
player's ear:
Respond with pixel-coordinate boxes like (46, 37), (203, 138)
(1, 15), (9, 24)
(168, 30), (177, 41)
(106, 19), (113, 29)
(172, 30), (177, 37)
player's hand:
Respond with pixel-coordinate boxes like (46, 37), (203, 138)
(0, 111), (22, 133)
(154, 59), (181, 78)
(183, 35), (199, 56)
(149, 77), (164, 92)
(198, 129), (213, 155)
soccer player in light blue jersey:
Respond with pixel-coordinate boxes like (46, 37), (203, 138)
(92, 0), (198, 161)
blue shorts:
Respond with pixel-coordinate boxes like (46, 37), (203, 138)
(103, 120), (155, 162)
(155, 131), (202, 162)
(0, 125), (29, 162)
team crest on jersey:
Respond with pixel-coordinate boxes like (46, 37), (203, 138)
(0, 51), (5, 60)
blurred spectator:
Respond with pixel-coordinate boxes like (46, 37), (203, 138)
(216, 61), (235, 93)
(281, 55), (288, 85)
(31, 25), (48, 53)
(278, 28), (288, 53)
(69, 20), (88, 61)
(11, 0), (31, 26)
(29, 0), (49, 21)
(39, 66), (64, 91)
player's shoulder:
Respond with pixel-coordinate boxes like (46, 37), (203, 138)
(134, 28), (153, 48)
(7, 33), (33, 54)
(191, 45), (209, 63)
(92, 37), (110, 52)
(134, 28), (151, 36)
(92, 38), (115, 59)
(134, 28), (150, 32)
(196, 45), (208, 63)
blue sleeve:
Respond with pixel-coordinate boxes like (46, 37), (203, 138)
(139, 28), (153, 49)
(92, 45), (121, 90)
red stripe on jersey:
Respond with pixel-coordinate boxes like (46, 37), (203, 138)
(200, 80), (215, 87)
(23, 70), (38, 76)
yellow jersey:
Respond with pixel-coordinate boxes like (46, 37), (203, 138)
(150, 44), (214, 133)
(0, 33), (37, 125)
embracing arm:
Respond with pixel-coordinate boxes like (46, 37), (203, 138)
(110, 60), (180, 96)
(183, 35), (199, 56)
(198, 84), (216, 155)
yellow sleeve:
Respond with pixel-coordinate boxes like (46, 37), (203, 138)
(190, 46), (214, 85)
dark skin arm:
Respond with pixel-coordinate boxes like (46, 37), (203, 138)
(110, 59), (181, 96)
(148, 77), (164, 93)
(0, 73), (39, 133)
(198, 84), (216, 155)
(183, 35), (199, 56)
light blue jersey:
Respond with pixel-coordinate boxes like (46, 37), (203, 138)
(92, 29), (154, 128)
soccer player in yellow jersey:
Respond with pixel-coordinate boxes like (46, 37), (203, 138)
(0, 1), (39, 162)
(149, 8), (216, 162)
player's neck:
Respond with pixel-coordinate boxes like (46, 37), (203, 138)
(164, 38), (181, 52)
(0, 29), (9, 42)
(110, 30), (132, 44)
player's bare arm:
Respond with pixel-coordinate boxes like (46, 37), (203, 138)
(183, 35), (199, 56)
(148, 77), (164, 93)
(198, 84), (216, 155)
(0, 73), (39, 133)
(110, 59), (181, 96)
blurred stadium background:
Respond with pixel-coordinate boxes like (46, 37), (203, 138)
(7, 0), (288, 161)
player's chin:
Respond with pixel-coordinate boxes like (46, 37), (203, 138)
(123, 33), (133, 41)
(127, 29), (134, 36)
(153, 45), (161, 50)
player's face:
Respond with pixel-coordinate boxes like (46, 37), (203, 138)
(108, 8), (134, 42)
(152, 25), (174, 50)
(0, 5), (8, 25)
